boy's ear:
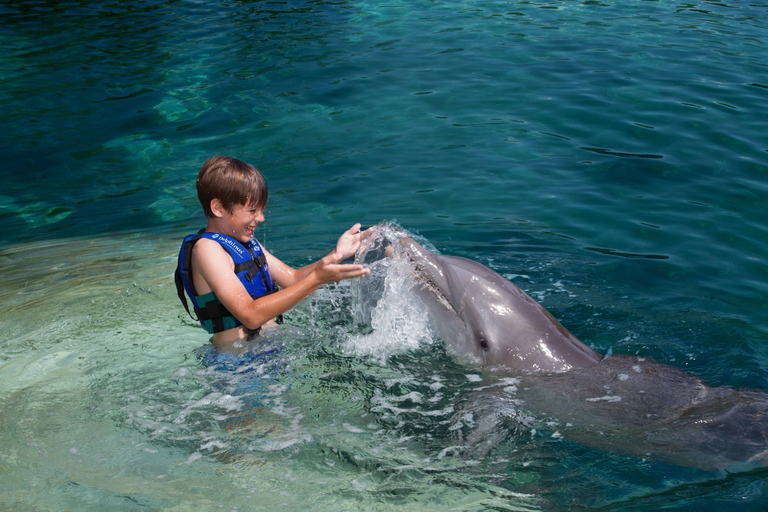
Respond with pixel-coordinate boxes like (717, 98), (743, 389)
(210, 198), (226, 218)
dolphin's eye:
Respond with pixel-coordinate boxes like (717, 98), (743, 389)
(478, 337), (489, 351)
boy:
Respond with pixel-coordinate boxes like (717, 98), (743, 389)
(176, 156), (370, 348)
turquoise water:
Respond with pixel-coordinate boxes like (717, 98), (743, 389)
(2, 0), (768, 509)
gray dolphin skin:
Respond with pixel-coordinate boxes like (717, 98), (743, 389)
(395, 236), (768, 471)
(398, 236), (602, 372)
(514, 355), (768, 471)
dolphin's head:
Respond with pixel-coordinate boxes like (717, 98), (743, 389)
(397, 236), (494, 359)
(395, 236), (602, 371)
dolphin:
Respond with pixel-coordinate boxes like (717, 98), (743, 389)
(391, 236), (768, 471)
(396, 236), (602, 372)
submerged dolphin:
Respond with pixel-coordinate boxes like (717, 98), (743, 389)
(393, 236), (768, 471)
(396, 236), (601, 372)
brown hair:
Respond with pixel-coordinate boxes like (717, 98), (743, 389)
(196, 156), (268, 218)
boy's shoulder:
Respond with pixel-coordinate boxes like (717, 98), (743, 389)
(191, 236), (229, 260)
(193, 234), (263, 265)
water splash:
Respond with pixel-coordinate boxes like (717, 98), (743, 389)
(344, 223), (436, 364)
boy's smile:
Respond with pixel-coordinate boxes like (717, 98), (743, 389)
(226, 203), (264, 243)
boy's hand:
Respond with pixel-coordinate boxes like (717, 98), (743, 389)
(334, 223), (373, 262)
(314, 252), (370, 284)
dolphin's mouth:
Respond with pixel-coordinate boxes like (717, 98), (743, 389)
(396, 238), (456, 313)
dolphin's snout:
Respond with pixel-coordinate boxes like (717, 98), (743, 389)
(383, 237), (420, 260)
(397, 237), (424, 265)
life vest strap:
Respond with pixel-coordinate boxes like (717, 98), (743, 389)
(234, 252), (267, 282)
(175, 228), (206, 321)
(195, 299), (234, 334)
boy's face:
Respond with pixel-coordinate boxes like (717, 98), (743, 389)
(226, 201), (265, 243)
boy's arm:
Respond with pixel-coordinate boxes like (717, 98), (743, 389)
(267, 223), (372, 288)
(194, 238), (368, 330)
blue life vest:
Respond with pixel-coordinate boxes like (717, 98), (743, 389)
(175, 229), (279, 334)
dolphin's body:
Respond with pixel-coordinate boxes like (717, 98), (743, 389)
(395, 236), (768, 471)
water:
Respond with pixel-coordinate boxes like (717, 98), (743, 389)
(2, 0), (768, 509)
